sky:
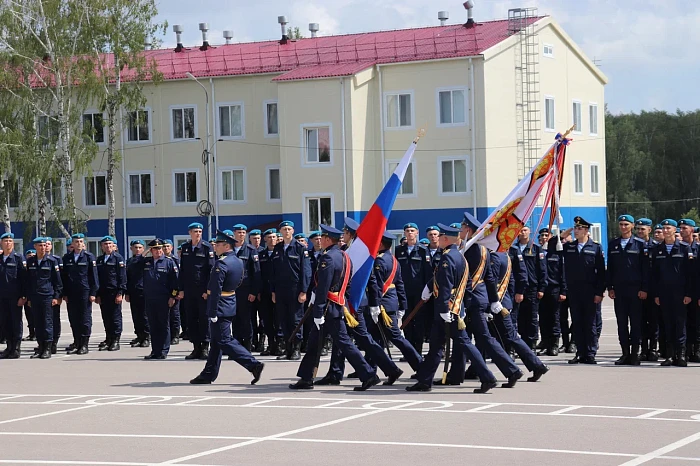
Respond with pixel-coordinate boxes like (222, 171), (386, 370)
(154, 0), (700, 114)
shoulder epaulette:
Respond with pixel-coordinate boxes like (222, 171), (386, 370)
(680, 241), (689, 246)
(633, 237), (645, 243)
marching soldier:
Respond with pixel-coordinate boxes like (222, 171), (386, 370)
(289, 225), (380, 391)
(61, 233), (99, 355)
(163, 239), (181, 345)
(45, 237), (64, 354)
(423, 226), (443, 348)
(22, 249), (36, 342)
(635, 218), (659, 361)
(142, 239), (179, 360)
(231, 224), (261, 352)
(26, 237), (62, 359)
(190, 230), (265, 385)
(248, 229), (264, 352)
(0, 233), (27, 359)
(126, 240), (150, 348)
(679, 219), (700, 362)
(258, 228), (280, 356)
(95, 236), (126, 352)
(563, 217), (605, 365)
(606, 215), (649, 365)
(539, 234), (567, 356)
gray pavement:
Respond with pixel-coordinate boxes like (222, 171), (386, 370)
(1, 298), (699, 465)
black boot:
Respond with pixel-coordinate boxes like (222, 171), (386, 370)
(99, 336), (112, 351)
(277, 340), (291, 360)
(139, 335), (151, 348)
(629, 344), (641, 365)
(288, 379), (314, 390)
(547, 337), (560, 356)
(648, 341), (659, 361)
(185, 342), (200, 360)
(108, 335), (120, 351)
(50, 342), (57, 354)
(30, 341), (44, 359)
(256, 335), (266, 353)
(676, 347), (688, 367)
(199, 342), (209, 360)
(566, 343), (577, 354)
(261, 337), (274, 356)
(537, 338), (549, 356)
(614, 346), (631, 365)
(291, 341), (301, 360)
(688, 344), (700, 363)
(65, 341), (77, 353)
(560, 334), (569, 352)
(501, 370), (523, 388)
(77, 337), (89, 355)
(40, 341), (52, 359)
(0, 343), (11, 359)
(660, 344), (674, 366)
(130, 336), (140, 347)
(640, 341), (649, 361)
(243, 339), (253, 353)
(9, 341), (21, 359)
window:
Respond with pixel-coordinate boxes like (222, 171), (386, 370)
(440, 158), (468, 194)
(44, 180), (63, 206)
(264, 100), (278, 137)
(387, 160), (415, 196)
(84, 175), (107, 207)
(218, 102), (244, 139)
(589, 104), (599, 135)
(171, 106), (196, 140)
(82, 113), (104, 143)
(220, 168), (245, 202)
(303, 126), (331, 164)
(385, 92), (413, 128)
(591, 223), (602, 244)
(127, 109), (150, 142)
(4, 179), (20, 208)
(128, 172), (153, 206)
(437, 88), (466, 126)
(37, 115), (59, 146)
(267, 165), (281, 202)
(51, 238), (66, 257)
(543, 44), (554, 58)
(544, 97), (555, 131)
(173, 235), (190, 249)
(173, 170), (198, 204)
(572, 101), (582, 133)
(86, 238), (101, 257)
(573, 162), (584, 194)
(306, 196), (333, 232)
(13, 239), (24, 255)
(590, 163), (600, 195)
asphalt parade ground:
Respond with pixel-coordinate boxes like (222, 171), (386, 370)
(1, 298), (699, 466)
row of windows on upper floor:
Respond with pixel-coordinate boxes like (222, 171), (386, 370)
(544, 98), (599, 135)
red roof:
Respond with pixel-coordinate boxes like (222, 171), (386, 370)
(128, 18), (542, 82)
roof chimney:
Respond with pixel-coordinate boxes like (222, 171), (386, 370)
(199, 22), (210, 51)
(438, 11), (449, 26)
(173, 24), (184, 52)
(144, 38), (152, 50)
(463, 1), (475, 28)
(309, 23), (319, 38)
(223, 30), (233, 45)
(278, 15), (289, 44)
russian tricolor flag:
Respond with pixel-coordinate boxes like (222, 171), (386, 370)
(346, 138), (418, 312)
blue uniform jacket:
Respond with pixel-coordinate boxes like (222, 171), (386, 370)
(126, 254), (145, 296)
(236, 244), (261, 296)
(311, 244), (348, 319)
(606, 236), (649, 293)
(178, 240), (215, 293)
(490, 251), (516, 310)
(96, 252), (127, 296)
(464, 243), (499, 308)
(508, 241), (547, 294)
(141, 255), (179, 300)
(0, 252), (26, 298)
(61, 250), (99, 297)
(258, 247), (276, 294)
(543, 248), (567, 296)
(207, 252), (244, 318)
(562, 239), (606, 296)
(650, 240), (693, 299)
(26, 254), (63, 298)
(271, 239), (311, 296)
(395, 243), (432, 299)
(434, 246), (471, 319)
(372, 250), (407, 313)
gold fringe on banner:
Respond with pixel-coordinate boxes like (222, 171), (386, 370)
(344, 307), (359, 328)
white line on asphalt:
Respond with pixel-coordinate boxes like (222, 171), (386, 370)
(0, 405), (99, 425)
(239, 398), (283, 407)
(42, 396), (88, 404)
(637, 409), (669, 419)
(0, 432), (256, 440)
(315, 400), (350, 408)
(619, 431), (700, 465)
(0, 395), (24, 401)
(173, 397), (214, 405)
(549, 406), (582, 415)
(465, 403), (502, 412)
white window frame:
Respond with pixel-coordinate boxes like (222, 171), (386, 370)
(125, 107), (152, 144)
(573, 161), (584, 196)
(172, 235), (191, 249)
(386, 159), (417, 198)
(266, 164), (282, 203)
(385, 229), (403, 254)
(127, 170), (155, 207)
(4, 178), (21, 210)
(81, 109), (106, 145)
(172, 169), (200, 206)
(544, 95), (556, 132)
(83, 173), (108, 209)
(589, 102), (599, 136)
(543, 43), (554, 58)
(85, 236), (102, 257)
(169, 105), (198, 141)
(218, 166), (247, 204)
(127, 235), (155, 257)
(216, 101), (246, 140)
(590, 162), (600, 196)
(263, 99), (279, 138)
(383, 90), (415, 131)
(572, 100), (582, 134)
(44, 179), (65, 207)
(13, 239), (24, 255)
(591, 223), (602, 244)
(436, 86), (468, 127)
(50, 238), (67, 257)
(437, 155), (470, 197)
(300, 123), (334, 167)
(303, 193), (335, 233)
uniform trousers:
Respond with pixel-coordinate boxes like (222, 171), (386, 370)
(658, 291), (687, 353)
(569, 289), (599, 360)
(24, 304), (34, 336)
(200, 317), (259, 381)
(184, 292), (209, 344)
(146, 297), (171, 357)
(258, 292), (278, 341)
(539, 292), (562, 342)
(66, 291), (92, 341)
(169, 298), (181, 339)
(612, 288), (643, 347)
(559, 298), (573, 345)
(99, 292), (123, 337)
(402, 294), (424, 352)
(0, 297), (23, 344)
(29, 295), (53, 343)
(512, 291), (540, 347)
(276, 290), (304, 343)
(493, 311), (545, 373)
(641, 298), (660, 349)
(686, 300), (700, 348)
(52, 303), (61, 343)
(367, 308), (423, 371)
(233, 286), (253, 342)
(129, 294), (150, 337)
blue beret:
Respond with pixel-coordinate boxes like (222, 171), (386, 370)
(462, 212), (481, 230)
(25, 249), (36, 255)
(279, 220), (294, 229)
(222, 229), (234, 236)
(679, 219), (696, 227)
(148, 238), (164, 247)
(400, 236), (406, 242)
(233, 223), (248, 231)
(294, 233), (307, 240)
(538, 228), (550, 235)
(438, 222), (461, 237)
(100, 235), (117, 244)
(130, 239), (145, 246)
(382, 232), (395, 243)
(320, 224), (342, 240)
(635, 218), (652, 227)
(574, 216), (592, 228)
(209, 237), (217, 243)
(249, 229), (262, 236)
(308, 231), (321, 239)
(164, 239), (173, 246)
(32, 237), (46, 244)
(177, 244), (183, 250)
(617, 214), (635, 224)
(45, 237), (53, 241)
(425, 225), (440, 233)
(188, 222), (204, 230)
(450, 222), (461, 229)
(71, 233), (85, 239)
(263, 228), (277, 237)
(403, 222), (418, 230)
(419, 238), (429, 245)
(0, 232), (14, 239)
(654, 224), (663, 230)
(215, 229), (237, 246)
(661, 219), (678, 227)
(344, 217), (360, 234)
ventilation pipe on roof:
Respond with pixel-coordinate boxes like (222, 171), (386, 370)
(199, 23), (211, 51)
(438, 11), (449, 26)
(144, 38), (152, 50)
(223, 30), (234, 44)
(463, 1), (475, 28)
(278, 16), (289, 44)
(173, 24), (184, 52)
(309, 23), (319, 38)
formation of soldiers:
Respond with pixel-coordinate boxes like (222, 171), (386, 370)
(0, 212), (696, 390)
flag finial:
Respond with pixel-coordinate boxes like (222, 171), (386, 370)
(414, 128), (426, 144)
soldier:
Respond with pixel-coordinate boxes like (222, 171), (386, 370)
(249, 229), (262, 249)
(606, 215), (649, 365)
(163, 239), (181, 345)
(190, 230), (265, 385)
(231, 224), (260, 352)
(22, 249), (36, 342)
(248, 229), (263, 351)
(508, 226), (547, 351)
(178, 223), (215, 360)
(45, 237), (64, 354)
(563, 217), (606, 364)
(407, 223), (498, 393)
(653, 224), (664, 243)
(294, 233), (308, 249)
(258, 228), (280, 356)
(678, 219), (700, 362)
(289, 225), (381, 391)
(95, 236), (126, 352)
(0, 233), (27, 359)
(308, 231), (331, 355)
(141, 239), (179, 360)
(694, 228), (700, 245)
(61, 233), (99, 355)
(557, 229), (575, 354)
(26, 237), (62, 359)
(635, 218), (659, 360)
(126, 240), (150, 348)
(419, 238), (429, 246)
(423, 226), (443, 347)
(271, 220), (311, 360)
(538, 234), (566, 356)
(538, 228), (551, 247)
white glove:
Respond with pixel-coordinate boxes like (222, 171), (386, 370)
(370, 306), (380, 323)
(421, 285), (431, 301)
(309, 291), (316, 305)
(490, 302), (503, 314)
(439, 312), (452, 323)
(314, 316), (325, 330)
(210, 316), (218, 323)
(397, 309), (405, 320)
